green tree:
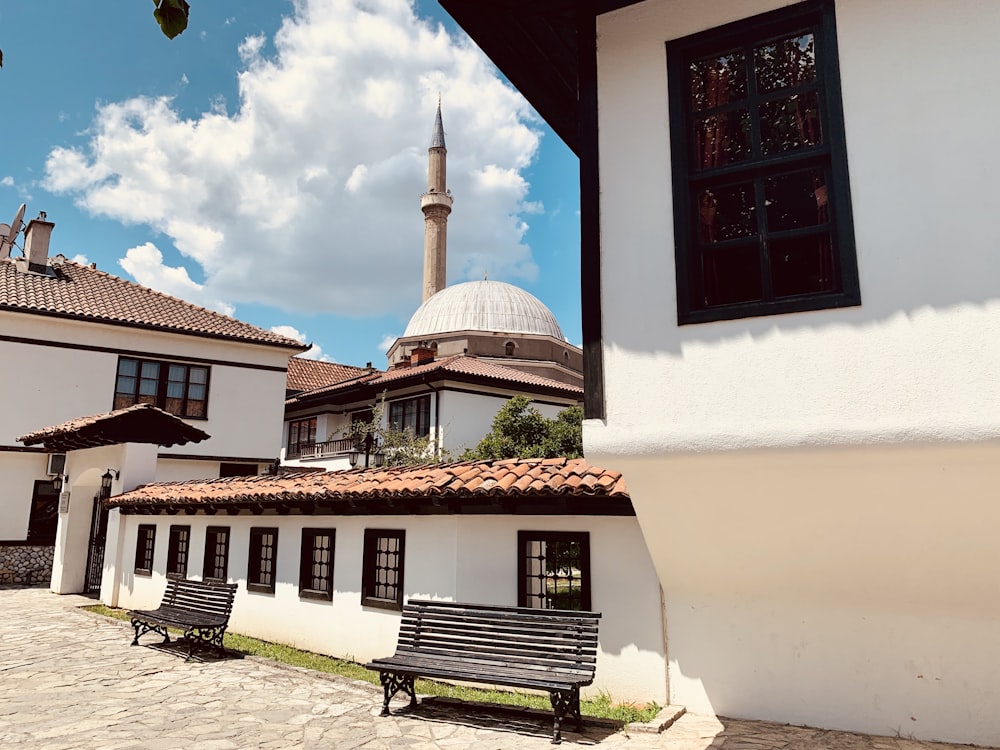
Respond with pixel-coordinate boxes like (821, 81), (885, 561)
(462, 396), (583, 461)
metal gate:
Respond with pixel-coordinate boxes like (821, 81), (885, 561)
(83, 493), (110, 595)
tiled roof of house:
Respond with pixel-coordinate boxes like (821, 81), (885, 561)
(0, 256), (307, 350)
(286, 357), (374, 393)
(287, 354), (582, 404)
(107, 457), (630, 515)
(18, 403), (211, 451)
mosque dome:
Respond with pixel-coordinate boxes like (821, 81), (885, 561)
(403, 280), (566, 340)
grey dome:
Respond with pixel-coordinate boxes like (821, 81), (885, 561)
(404, 280), (565, 340)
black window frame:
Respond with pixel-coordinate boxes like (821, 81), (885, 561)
(202, 526), (230, 583)
(247, 527), (279, 594)
(166, 525), (190, 579)
(134, 524), (156, 576)
(113, 356), (210, 419)
(388, 396), (431, 438)
(361, 529), (405, 611)
(298, 528), (335, 601)
(517, 531), (592, 611)
(286, 417), (317, 459)
(667, 0), (859, 325)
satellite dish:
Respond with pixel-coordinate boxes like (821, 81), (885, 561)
(0, 203), (25, 260)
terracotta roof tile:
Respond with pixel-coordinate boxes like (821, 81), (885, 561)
(1, 256), (306, 350)
(107, 457), (630, 511)
(286, 357), (374, 393)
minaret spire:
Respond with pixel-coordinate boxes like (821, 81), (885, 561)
(421, 97), (452, 302)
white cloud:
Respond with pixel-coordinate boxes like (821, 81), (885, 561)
(271, 324), (332, 361)
(41, 0), (542, 321)
(377, 334), (398, 354)
(70, 254), (89, 265)
(0, 177), (13, 187)
(119, 242), (235, 316)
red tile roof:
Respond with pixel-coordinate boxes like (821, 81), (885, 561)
(107, 457), (630, 514)
(0, 256), (307, 350)
(286, 357), (374, 393)
(18, 403), (210, 451)
(287, 354), (582, 404)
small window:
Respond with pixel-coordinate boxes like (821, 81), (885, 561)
(505, 341), (516, 356)
(286, 417), (317, 459)
(134, 524), (156, 576)
(388, 396), (431, 438)
(166, 525), (190, 579)
(202, 526), (230, 583)
(113, 357), (209, 418)
(517, 531), (591, 611)
(248, 527), (279, 594)
(361, 529), (405, 611)
(299, 528), (335, 601)
(667, 0), (859, 324)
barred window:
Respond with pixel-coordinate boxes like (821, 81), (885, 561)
(134, 524), (156, 576)
(517, 531), (591, 611)
(166, 525), (190, 579)
(361, 529), (405, 611)
(248, 527), (279, 594)
(299, 528), (335, 600)
(202, 526), (230, 583)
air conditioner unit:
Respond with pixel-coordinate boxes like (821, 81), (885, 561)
(46, 453), (66, 477)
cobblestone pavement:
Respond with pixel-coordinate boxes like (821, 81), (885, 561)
(0, 587), (993, 750)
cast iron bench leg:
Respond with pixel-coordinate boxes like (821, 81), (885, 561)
(379, 672), (416, 715)
(550, 687), (581, 744)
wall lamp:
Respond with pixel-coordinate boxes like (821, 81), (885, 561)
(100, 469), (120, 496)
(52, 474), (67, 493)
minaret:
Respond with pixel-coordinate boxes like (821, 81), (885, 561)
(420, 99), (453, 302)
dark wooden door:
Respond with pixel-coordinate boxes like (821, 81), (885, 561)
(83, 494), (109, 595)
(26, 480), (60, 544)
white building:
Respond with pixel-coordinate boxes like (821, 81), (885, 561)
(0, 213), (306, 588)
(105, 458), (667, 706)
(440, 0), (1000, 745)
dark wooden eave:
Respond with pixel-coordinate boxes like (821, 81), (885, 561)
(18, 403), (211, 452)
(437, 0), (640, 154)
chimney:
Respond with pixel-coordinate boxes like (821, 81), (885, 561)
(24, 214), (54, 273)
(410, 346), (435, 367)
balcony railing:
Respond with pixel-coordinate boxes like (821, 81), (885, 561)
(287, 437), (356, 460)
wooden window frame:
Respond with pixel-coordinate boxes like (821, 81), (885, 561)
(166, 525), (190, 579)
(113, 356), (210, 419)
(667, 0), (859, 324)
(134, 524), (156, 576)
(388, 396), (431, 438)
(517, 530), (592, 611)
(247, 527), (279, 594)
(298, 528), (335, 601)
(202, 526), (230, 583)
(286, 417), (317, 459)
(361, 529), (405, 611)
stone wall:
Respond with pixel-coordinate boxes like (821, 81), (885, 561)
(0, 544), (54, 585)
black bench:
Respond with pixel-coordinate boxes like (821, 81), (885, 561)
(128, 578), (238, 661)
(366, 599), (601, 743)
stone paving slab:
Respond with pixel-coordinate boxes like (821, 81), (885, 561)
(0, 587), (994, 750)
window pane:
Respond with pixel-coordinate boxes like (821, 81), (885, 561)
(760, 90), (822, 155)
(765, 169), (828, 231)
(770, 233), (835, 297)
(187, 383), (206, 400)
(188, 367), (208, 384)
(755, 33), (815, 93)
(141, 361), (160, 379)
(184, 399), (206, 419)
(166, 381), (186, 398)
(168, 364), (187, 382)
(702, 246), (763, 306)
(138, 378), (158, 396)
(693, 110), (751, 169)
(116, 375), (136, 395)
(690, 50), (747, 111)
(118, 358), (138, 377)
(699, 182), (757, 242)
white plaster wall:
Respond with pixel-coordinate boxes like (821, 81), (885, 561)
(113, 511), (666, 704)
(440, 390), (573, 456)
(591, 0), (1000, 455)
(0, 453), (46, 539)
(594, 443), (1000, 745)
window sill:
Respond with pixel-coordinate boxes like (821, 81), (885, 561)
(679, 290), (861, 326)
(299, 589), (333, 601)
(247, 583), (276, 595)
(134, 569), (152, 577)
(362, 596), (403, 612)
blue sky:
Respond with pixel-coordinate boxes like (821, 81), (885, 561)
(0, 0), (580, 365)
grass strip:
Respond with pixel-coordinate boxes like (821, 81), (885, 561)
(83, 604), (660, 724)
